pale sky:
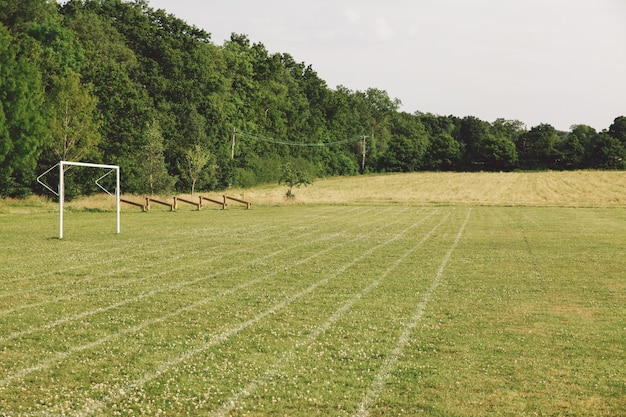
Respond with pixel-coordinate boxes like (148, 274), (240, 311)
(147, 0), (626, 131)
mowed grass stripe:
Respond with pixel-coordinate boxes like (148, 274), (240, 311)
(71, 208), (442, 416)
(136, 209), (453, 414)
(194, 209), (465, 415)
(1, 238), (154, 285)
(0, 206), (420, 410)
(0, 218), (283, 291)
(0, 206), (393, 348)
(0, 207), (419, 387)
(0, 218), (321, 316)
(375, 207), (626, 416)
(0, 206), (381, 329)
(0, 222), (322, 332)
(0, 230), (349, 390)
(0, 204), (359, 289)
(220, 209), (469, 416)
(0, 203), (363, 283)
(355, 208), (471, 417)
(0, 213), (131, 279)
(212, 210), (453, 416)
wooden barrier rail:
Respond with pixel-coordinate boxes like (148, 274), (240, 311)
(120, 195), (248, 212)
(120, 197), (147, 211)
(224, 195), (251, 209)
(174, 196), (201, 210)
(200, 195), (226, 209)
(146, 197), (174, 211)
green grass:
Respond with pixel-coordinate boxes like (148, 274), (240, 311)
(1, 175), (625, 416)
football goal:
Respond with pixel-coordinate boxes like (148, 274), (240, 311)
(37, 161), (120, 239)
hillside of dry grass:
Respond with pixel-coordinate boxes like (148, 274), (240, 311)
(238, 171), (626, 207)
(2, 171), (625, 214)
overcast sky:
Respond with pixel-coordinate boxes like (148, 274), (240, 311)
(147, 0), (625, 131)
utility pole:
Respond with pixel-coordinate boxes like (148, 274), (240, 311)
(230, 127), (236, 159)
(361, 135), (367, 173)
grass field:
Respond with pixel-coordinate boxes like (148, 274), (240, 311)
(1, 171), (625, 416)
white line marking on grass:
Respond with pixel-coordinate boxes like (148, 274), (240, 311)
(0, 205), (378, 340)
(0, 225), (343, 344)
(0, 206), (388, 337)
(2, 207), (358, 297)
(0, 239), (153, 282)
(73, 209), (430, 416)
(1, 205), (356, 289)
(354, 208), (471, 417)
(213, 211), (450, 416)
(0, 207), (407, 388)
(0, 225), (285, 317)
(0, 225), (265, 300)
(0, 233), (343, 388)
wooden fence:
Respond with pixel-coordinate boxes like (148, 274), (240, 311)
(120, 197), (147, 211)
(146, 197), (174, 211)
(119, 195), (251, 211)
(200, 195), (226, 209)
(224, 195), (252, 209)
(174, 196), (201, 210)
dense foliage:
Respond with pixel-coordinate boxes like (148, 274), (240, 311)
(1, 0), (625, 197)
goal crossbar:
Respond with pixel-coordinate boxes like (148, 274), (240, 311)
(37, 161), (121, 239)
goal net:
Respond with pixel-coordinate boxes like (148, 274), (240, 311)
(37, 161), (120, 239)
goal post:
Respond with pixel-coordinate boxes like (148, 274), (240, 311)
(38, 160), (121, 239)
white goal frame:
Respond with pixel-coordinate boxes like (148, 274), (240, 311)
(37, 161), (120, 239)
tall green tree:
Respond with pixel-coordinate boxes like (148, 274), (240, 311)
(137, 121), (176, 195)
(475, 134), (518, 171)
(46, 69), (100, 162)
(0, 24), (47, 197)
(424, 132), (462, 170)
(608, 116), (626, 146)
(381, 112), (428, 172)
(561, 124), (596, 169)
(458, 116), (491, 170)
(517, 123), (562, 169)
(180, 143), (215, 195)
(60, 1), (155, 191)
(355, 88), (400, 172)
(0, 0), (57, 31)
(588, 132), (626, 169)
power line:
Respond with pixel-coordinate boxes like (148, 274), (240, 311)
(236, 131), (365, 148)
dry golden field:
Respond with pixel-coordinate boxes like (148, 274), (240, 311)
(235, 170), (626, 207)
(1, 170), (625, 213)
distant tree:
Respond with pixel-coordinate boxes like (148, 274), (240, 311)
(458, 116), (491, 169)
(279, 162), (312, 199)
(518, 124), (561, 169)
(607, 116), (626, 146)
(475, 134), (518, 171)
(319, 148), (359, 176)
(0, 0), (57, 31)
(0, 24), (48, 197)
(417, 112), (458, 138)
(424, 132), (462, 170)
(491, 118), (526, 144)
(180, 143), (215, 195)
(560, 125), (596, 169)
(588, 133), (626, 169)
(356, 88), (401, 172)
(381, 112), (428, 172)
(137, 121), (176, 195)
(47, 69), (101, 162)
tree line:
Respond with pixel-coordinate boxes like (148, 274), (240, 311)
(1, 0), (625, 198)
